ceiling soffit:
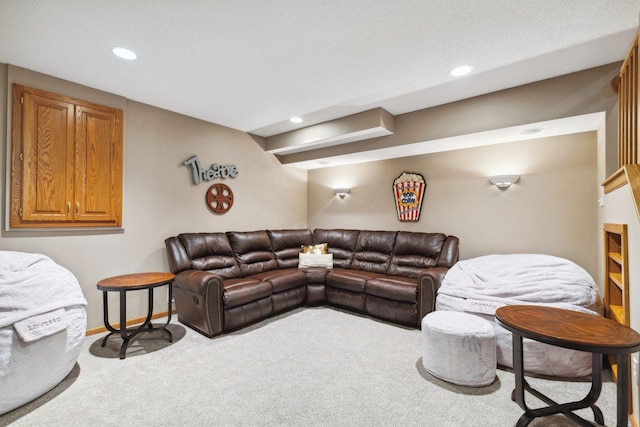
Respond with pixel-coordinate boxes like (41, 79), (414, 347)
(272, 62), (620, 170)
(264, 108), (395, 155)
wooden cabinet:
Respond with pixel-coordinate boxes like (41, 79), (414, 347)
(10, 85), (123, 228)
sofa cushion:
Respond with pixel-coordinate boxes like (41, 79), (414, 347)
(227, 230), (279, 276)
(313, 229), (360, 268)
(303, 267), (331, 284)
(249, 269), (307, 293)
(268, 229), (313, 268)
(350, 230), (397, 274)
(178, 233), (241, 279)
(388, 232), (445, 278)
(326, 268), (386, 293)
(223, 277), (272, 309)
(365, 276), (416, 303)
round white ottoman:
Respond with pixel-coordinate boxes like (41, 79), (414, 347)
(421, 311), (496, 386)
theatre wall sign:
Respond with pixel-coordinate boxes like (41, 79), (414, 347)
(183, 155), (238, 214)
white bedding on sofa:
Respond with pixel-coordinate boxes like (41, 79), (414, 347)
(0, 251), (87, 415)
(436, 254), (602, 378)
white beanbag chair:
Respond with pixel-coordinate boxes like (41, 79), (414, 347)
(0, 251), (87, 415)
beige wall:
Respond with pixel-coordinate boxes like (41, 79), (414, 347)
(0, 65), (307, 329)
(308, 132), (598, 278)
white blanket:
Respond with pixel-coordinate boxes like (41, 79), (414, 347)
(0, 251), (87, 330)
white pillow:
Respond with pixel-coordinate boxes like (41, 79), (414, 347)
(298, 253), (333, 268)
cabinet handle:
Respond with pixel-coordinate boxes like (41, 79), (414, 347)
(76, 202), (79, 215)
(67, 202), (70, 216)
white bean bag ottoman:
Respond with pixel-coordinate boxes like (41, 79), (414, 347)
(0, 251), (87, 415)
(422, 311), (496, 386)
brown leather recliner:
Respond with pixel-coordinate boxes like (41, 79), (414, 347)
(165, 229), (459, 337)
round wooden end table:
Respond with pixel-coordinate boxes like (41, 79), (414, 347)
(97, 272), (175, 359)
(495, 305), (640, 427)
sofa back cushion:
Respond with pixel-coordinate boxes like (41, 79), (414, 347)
(227, 230), (279, 276)
(268, 229), (313, 268)
(351, 230), (397, 274)
(388, 231), (446, 278)
(313, 229), (360, 268)
(436, 235), (460, 267)
(176, 233), (242, 278)
(165, 236), (190, 274)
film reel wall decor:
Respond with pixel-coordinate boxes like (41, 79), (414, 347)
(393, 172), (426, 221)
(182, 155), (239, 215)
(206, 183), (234, 214)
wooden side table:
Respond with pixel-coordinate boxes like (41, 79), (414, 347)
(496, 305), (640, 427)
(97, 272), (175, 359)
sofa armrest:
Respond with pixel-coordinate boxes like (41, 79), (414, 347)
(173, 270), (224, 337)
(174, 269), (223, 294)
(417, 267), (450, 324)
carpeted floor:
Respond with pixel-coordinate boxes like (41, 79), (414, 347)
(0, 307), (619, 426)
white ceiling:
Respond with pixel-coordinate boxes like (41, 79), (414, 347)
(1, 1), (638, 164)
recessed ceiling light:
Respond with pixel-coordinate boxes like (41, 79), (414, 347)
(520, 128), (542, 135)
(290, 116), (303, 124)
(450, 65), (472, 77)
(112, 47), (137, 60)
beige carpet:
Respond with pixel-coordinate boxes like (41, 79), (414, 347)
(0, 307), (619, 426)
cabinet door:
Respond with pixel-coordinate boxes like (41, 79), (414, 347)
(74, 104), (123, 224)
(21, 91), (75, 222)
(10, 84), (123, 228)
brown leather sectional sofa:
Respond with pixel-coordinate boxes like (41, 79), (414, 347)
(165, 229), (459, 337)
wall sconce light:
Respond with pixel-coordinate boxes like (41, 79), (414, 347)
(488, 175), (520, 189)
(333, 188), (350, 199)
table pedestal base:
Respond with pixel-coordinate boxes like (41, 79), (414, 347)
(101, 284), (173, 359)
(512, 335), (604, 427)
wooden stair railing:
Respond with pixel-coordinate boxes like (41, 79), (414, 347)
(605, 28), (640, 226)
(612, 29), (639, 167)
